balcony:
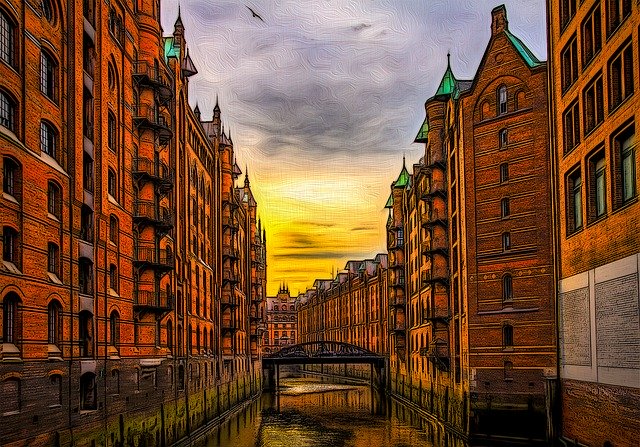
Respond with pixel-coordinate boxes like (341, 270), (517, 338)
(133, 157), (174, 193)
(421, 210), (448, 228)
(421, 268), (449, 287)
(133, 247), (173, 275)
(221, 289), (238, 308)
(133, 200), (173, 233)
(421, 339), (450, 371)
(390, 275), (405, 287)
(132, 104), (173, 145)
(421, 181), (447, 200)
(389, 291), (405, 307)
(222, 270), (239, 284)
(134, 289), (173, 315)
(133, 61), (173, 104)
(421, 235), (448, 257)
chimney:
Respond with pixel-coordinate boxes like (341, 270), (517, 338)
(491, 5), (508, 35)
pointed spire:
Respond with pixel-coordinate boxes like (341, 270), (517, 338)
(194, 103), (201, 120)
(244, 166), (250, 187)
(174, 4), (184, 35)
(214, 95), (220, 112)
(434, 53), (457, 98)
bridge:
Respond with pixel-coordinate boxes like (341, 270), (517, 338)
(262, 341), (387, 391)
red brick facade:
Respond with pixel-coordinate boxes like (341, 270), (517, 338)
(0, 1), (267, 445)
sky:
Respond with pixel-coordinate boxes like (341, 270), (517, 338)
(160, 0), (547, 297)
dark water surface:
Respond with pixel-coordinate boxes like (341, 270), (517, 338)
(197, 376), (467, 447)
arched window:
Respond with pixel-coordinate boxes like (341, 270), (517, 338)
(47, 300), (62, 345)
(274, 305), (279, 311)
(282, 305), (287, 311)
(109, 215), (118, 244)
(80, 205), (93, 242)
(0, 90), (16, 131)
(40, 50), (57, 101)
(109, 310), (119, 346)
(167, 320), (173, 352)
(48, 180), (61, 218)
(79, 311), (93, 357)
(480, 100), (490, 120)
(498, 85), (508, 115)
(2, 293), (20, 345)
(3, 226), (20, 268)
(499, 128), (508, 150)
(0, 10), (17, 67)
(41, 0), (56, 24)
(107, 168), (117, 198)
(502, 274), (513, 302)
(79, 372), (96, 410)
(503, 324), (514, 349)
(78, 257), (93, 294)
(3, 157), (20, 199)
(177, 324), (183, 356)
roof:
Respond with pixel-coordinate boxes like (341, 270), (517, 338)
(385, 193), (393, 208)
(504, 29), (543, 68)
(434, 55), (457, 97)
(414, 117), (429, 143)
(164, 37), (180, 61)
(394, 158), (410, 189)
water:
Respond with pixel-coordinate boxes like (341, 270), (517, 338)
(197, 376), (467, 447)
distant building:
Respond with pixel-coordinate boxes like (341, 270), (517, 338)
(547, 0), (640, 444)
(264, 284), (298, 353)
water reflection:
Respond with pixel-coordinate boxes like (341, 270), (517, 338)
(198, 376), (467, 447)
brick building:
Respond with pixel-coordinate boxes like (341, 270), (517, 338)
(263, 284), (298, 354)
(0, 1), (266, 445)
(547, 0), (640, 444)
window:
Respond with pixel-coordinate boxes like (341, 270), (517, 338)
(50, 374), (62, 406)
(41, 121), (57, 159)
(78, 257), (93, 295)
(83, 0), (95, 26)
(3, 226), (19, 266)
(609, 40), (634, 111)
(561, 35), (579, 93)
(503, 324), (514, 348)
(606, 0), (631, 36)
(500, 163), (509, 183)
(588, 152), (607, 221)
(0, 90), (16, 131)
(499, 128), (508, 150)
(502, 232), (511, 251)
(83, 153), (93, 192)
(109, 215), (118, 244)
(498, 86), (507, 115)
(41, 0), (55, 23)
(79, 373), (96, 410)
(40, 51), (56, 101)
(47, 300), (61, 345)
(167, 320), (173, 353)
(79, 311), (93, 357)
(108, 168), (116, 198)
(0, 10), (15, 67)
(563, 100), (580, 153)
(47, 242), (59, 275)
(583, 74), (604, 134)
(582, 3), (602, 67)
(83, 89), (94, 141)
(80, 205), (93, 242)
(501, 198), (510, 218)
(2, 293), (20, 344)
(567, 169), (583, 233)
(3, 157), (19, 198)
(613, 125), (636, 207)
(107, 112), (117, 151)
(502, 274), (513, 302)
(560, 0), (577, 29)
(109, 311), (119, 347)
(109, 264), (118, 292)
(111, 370), (120, 395)
(48, 181), (61, 218)
(504, 361), (513, 380)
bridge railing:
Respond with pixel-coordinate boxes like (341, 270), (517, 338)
(263, 341), (380, 359)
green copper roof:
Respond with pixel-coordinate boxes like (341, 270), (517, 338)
(385, 193), (393, 208)
(394, 159), (410, 189)
(434, 55), (457, 97)
(414, 117), (429, 143)
(164, 37), (180, 61)
(504, 29), (542, 68)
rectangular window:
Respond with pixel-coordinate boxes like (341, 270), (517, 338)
(583, 73), (604, 134)
(0, 12), (14, 66)
(500, 163), (509, 183)
(3, 227), (16, 262)
(83, 153), (93, 192)
(606, 0), (632, 37)
(582, 3), (602, 67)
(40, 52), (55, 100)
(41, 122), (56, 159)
(502, 232), (511, 251)
(108, 113), (116, 151)
(609, 39), (634, 111)
(499, 129), (508, 150)
(567, 169), (583, 233)
(588, 152), (607, 221)
(501, 198), (510, 218)
(48, 243), (58, 274)
(563, 100), (581, 153)
(560, 0), (577, 29)
(561, 35), (578, 92)
(613, 125), (636, 207)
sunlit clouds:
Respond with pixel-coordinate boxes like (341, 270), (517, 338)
(160, 0), (546, 295)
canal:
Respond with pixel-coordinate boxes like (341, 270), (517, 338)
(195, 375), (468, 447)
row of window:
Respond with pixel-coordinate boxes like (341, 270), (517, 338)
(560, 0), (631, 37)
(563, 39), (634, 155)
(566, 124), (635, 234)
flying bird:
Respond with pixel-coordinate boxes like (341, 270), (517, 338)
(246, 6), (264, 22)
